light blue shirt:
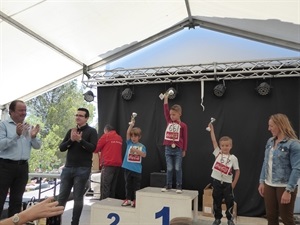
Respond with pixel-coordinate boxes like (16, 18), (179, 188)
(0, 118), (41, 160)
(122, 139), (146, 173)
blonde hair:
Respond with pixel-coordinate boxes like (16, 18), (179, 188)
(219, 136), (233, 145)
(269, 113), (298, 139)
(170, 104), (182, 115)
(130, 127), (142, 137)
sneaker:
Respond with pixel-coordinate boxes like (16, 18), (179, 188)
(161, 186), (171, 192)
(176, 189), (182, 194)
(227, 219), (235, 225)
(131, 200), (136, 207)
(212, 219), (221, 225)
(176, 185), (182, 193)
(121, 199), (131, 206)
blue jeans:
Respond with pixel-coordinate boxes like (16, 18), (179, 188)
(165, 146), (182, 188)
(58, 166), (91, 225)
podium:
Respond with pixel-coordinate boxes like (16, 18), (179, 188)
(90, 187), (198, 225)
(90, 198), (137, 225)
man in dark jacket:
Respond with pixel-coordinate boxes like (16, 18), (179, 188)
(58, 108), (98, 225)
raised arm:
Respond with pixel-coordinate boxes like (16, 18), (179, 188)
(126, 121), (135, 140)
(164, 91), (169, 104)
(208, 123), (218, 150)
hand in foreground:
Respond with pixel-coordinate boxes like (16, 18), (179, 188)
(22, 197), (64, 221)
(0, 197), (64, 225)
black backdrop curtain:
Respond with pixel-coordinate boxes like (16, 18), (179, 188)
(97, 77), (300, 217)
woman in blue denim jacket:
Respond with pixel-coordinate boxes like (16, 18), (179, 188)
(258, 113), (300, 225)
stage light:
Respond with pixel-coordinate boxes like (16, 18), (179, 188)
(166, 87), (177, 99)
(256, 82), (271, 96)
(122, 88), (133, 100)
(213, 84), (226, 97)
(83, 91), (95, 102)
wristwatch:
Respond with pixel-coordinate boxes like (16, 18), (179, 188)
(12, 213), (20, 225)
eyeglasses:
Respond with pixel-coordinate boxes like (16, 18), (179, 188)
(75, 114), (85, 118)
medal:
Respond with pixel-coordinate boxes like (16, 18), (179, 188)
(170, 122), (177, 149)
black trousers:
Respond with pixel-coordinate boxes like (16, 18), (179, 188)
(124, 169), (141, 201)
(0, 161), (28, 217)
(100, 166), (120, 200)
(212, 179), (234, 220)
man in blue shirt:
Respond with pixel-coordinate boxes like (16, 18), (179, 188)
(0, 100), (41, 218)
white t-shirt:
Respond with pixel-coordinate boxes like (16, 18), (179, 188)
(265, 147), (285, 187)
(211, 147), (239, 183)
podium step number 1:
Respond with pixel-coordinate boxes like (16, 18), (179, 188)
(90, 187), (198, 225)
(106, 207), (170, 225)
(155, 207), (170, 225)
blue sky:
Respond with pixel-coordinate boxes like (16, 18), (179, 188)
(105, 27), (299, 70)
(82, 26), (299, 126)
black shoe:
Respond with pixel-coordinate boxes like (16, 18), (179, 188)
(227, 219), (235, 225)
(212, 219), (221, 225)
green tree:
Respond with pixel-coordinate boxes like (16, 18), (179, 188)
(29, 125), (62, 172)
(26, 80), (96, 172)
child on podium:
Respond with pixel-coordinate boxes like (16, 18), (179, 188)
(161, 90), (188, 193)
(121, 113), (147, 207)
(207, 122), (240, 225)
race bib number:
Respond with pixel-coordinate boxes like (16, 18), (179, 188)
(213, 161), (231, 175)
(164, 123), (180, 141)
(127, 146), (142, 163)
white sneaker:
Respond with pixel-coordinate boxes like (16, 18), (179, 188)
(176, 189), (182, 194)
(121, 199), (131, 206)
(161, 186), (171, 192)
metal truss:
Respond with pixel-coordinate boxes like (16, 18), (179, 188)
(81, 57), (300, 87)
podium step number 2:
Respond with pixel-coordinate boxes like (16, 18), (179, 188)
(90, 187), (198, 225)
(106, 207), (170, 225)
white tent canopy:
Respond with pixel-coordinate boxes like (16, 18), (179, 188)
(1, 0), (299, 107)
